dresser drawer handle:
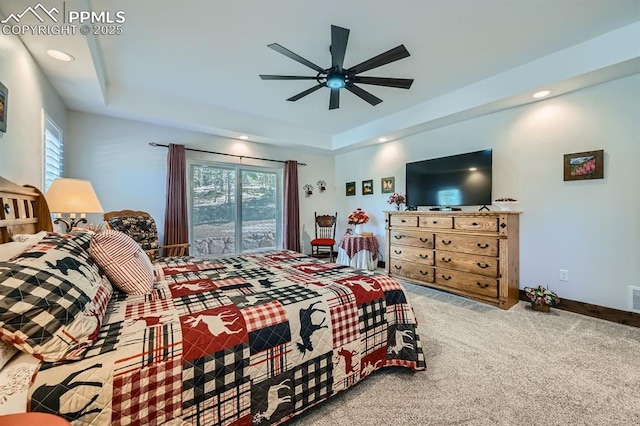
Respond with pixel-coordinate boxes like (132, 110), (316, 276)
(441, 240), (452, 245)
(419, 237), (429, 242)
(394, 249), (402, 254)
(441, 257), (452, 263)
(476, 262), (490, 269)
(394, 235), (405, 239)
(441, 275), (452, 281)
(419, 253), (429, 259)
(420, 270), (430, 276)
(394, 265), (402, 270)
(476, 243), (490, 249)
(432, 220), (438, 224)
(476, 282), (490, 289)
(401, 219), (406, 223)
(472, 222), (478, 226)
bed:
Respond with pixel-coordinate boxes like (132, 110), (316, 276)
(0, 176), (426, 425)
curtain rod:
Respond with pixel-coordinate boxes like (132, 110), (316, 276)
(149, 142), (307, 166)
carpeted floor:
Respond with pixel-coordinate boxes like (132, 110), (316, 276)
(287, 283), (640, 426)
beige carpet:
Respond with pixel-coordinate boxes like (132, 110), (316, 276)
(287, 283), (640, 426)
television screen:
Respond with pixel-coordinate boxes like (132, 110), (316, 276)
(406, 149), (492, 207)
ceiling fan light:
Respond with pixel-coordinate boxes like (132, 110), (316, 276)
(327, 74), (345, 89)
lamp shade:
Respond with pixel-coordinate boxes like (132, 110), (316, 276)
(46, 178), (103, 214)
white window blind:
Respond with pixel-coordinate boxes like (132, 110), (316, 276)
(43, 116), (63, 192)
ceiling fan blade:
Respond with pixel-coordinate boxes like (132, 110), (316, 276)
(331, 25), (350, 69)
(353, 76), (414, 89)
(287, 84), (325, 102)
(267, 43), (325, 73)
(260, 75), (318, 80)
(329, 88), (340, 110)
(348, 45), (410, 74)
(345, 84), (383, 106)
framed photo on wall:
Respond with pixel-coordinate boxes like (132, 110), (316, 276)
(0, 81), (7, 133)
(381, 176), (395, 193)
(362, 179), (373, 195)
(346, 181), (356, 196)
(563, 150), (604, 181)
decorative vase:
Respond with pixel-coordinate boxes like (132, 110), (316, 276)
(354, 224), (362, 234)
(531, 303), (550, 313)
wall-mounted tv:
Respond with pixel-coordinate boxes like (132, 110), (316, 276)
(406, 149), (492, 207)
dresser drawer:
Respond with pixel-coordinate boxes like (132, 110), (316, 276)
(454, 217), (499, 232)
(390, 245), (434, 265)
(435, 269), (498, 298)
(389, 259), (434, 283)
(435, 252), (498, 277)
(435, 234), (499, 256)
(389, 231), (434, 249)
(390, 215), (418, 227)
(418, 216), (453, 229)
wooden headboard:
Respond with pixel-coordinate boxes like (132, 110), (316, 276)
(0, 176), (53, 243)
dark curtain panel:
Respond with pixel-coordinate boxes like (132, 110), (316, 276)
(284, 160), (301, 252)
(164, 143), (189, 253)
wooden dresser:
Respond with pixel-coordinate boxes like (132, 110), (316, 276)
(385, 211), (520, 309)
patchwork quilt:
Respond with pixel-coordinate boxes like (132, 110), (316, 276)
(28, 251), (426, 425)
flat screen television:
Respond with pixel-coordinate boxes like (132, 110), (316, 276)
(406, 149), (492, 208)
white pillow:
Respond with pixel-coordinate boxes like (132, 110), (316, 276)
(0, 231), (49, 261)
(89, 230), (155, 295)
(0, 340), (18, 371)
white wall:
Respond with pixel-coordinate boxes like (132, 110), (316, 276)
(65, 111), (336, 252)
(335, 74), (640, 311)
(0, 31), (67, 186)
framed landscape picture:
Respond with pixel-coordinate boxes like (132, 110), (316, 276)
(0, 81), (7, 133)
(381, 176), (395, 193)
(362, 179), (373, 195)
(346, 181), (356, 196)
(563, 150), (604, 181)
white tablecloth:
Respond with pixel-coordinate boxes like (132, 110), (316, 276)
(336, 247), (377, 270)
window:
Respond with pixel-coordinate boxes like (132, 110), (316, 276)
(189, 162), (283, 256)
(43, 115), (63, 192)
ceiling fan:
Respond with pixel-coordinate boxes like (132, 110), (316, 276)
(259, 25), (414, 110)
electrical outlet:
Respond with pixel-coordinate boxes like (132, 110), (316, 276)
(559, 269), (569, 281)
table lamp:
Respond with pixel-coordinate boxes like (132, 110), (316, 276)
(45, 178), (104, 232)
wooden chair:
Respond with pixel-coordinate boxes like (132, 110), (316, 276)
(310, 212), (337, 262)
(103, 210), (189, 261)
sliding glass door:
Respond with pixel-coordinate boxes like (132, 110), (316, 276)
(189, 162), (282, 256)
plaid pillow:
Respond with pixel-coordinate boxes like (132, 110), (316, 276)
(0, 234), (112, 362)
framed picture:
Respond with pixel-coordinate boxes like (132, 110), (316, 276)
(381, 176), (395, 193)
(563, 150), (604, 181)
(0, 81), (7, 133)
(362, 179), (373, 195)
(345, 181), (356, 196)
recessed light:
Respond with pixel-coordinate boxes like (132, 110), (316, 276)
(532, 90), (550, 99)
(378, 137), (388, 142)
(469, 167), (477, 171)
(46, 49), (75, 62)
(239, 135), (249, 140)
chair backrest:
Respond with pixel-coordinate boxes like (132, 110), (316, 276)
(103, 210), (160, 257)
(315, 212), (337, 240)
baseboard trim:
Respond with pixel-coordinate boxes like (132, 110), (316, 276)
(518, 290), (640, 328)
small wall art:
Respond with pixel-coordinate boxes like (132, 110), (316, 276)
(0, 81), (7, 133)
(362, 179), (373, 195)
(381, 176), (395, 193)
(563, 150), (604, 181)
(345, 181), (356, 196)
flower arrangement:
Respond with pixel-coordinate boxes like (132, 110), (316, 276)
(347, 208), (370, 225)
(524, 285), (560, 307)
(387, 193), (406, 210)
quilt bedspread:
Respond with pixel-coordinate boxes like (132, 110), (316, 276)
(27, 251), (426, 425)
